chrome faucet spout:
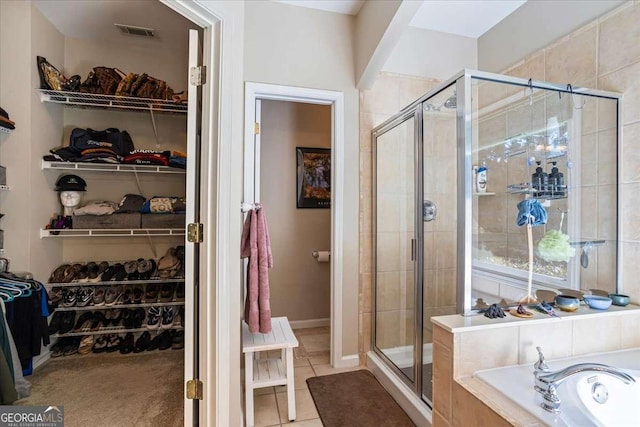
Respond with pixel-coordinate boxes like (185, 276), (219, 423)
(533, 359), (636, 413)
(535, 363), (636, 388)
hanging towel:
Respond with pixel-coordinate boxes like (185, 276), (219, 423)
(241, 208), (273, 334)
(516, 199), (547, 227)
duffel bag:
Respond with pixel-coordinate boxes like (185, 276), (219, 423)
(69, 127), (135, 157)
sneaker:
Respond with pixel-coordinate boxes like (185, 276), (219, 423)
(172, 330), (184, 350)
(134, 331), (152, 353)
(105, 334), (122, 353)
(120, 333), (135, 354)
(75, 287), (94, 307)
(92, 335), (108, 353)
(104, 286), (122, 306)
(61, 288), (78, 307)
(158, 330), (173, 350)
(146, 307), (162, 330)
(92, 287), (106, 306)
(160, 306), (175, 329)
(144, 283), (159, 302)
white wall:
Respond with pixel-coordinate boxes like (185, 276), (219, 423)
(478, 0), (625, 72)
(382, 27), (477, 81)
(244, 0), (360, 357)
(261, 100), (332, 322)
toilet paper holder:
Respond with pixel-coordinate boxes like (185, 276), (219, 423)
(312, 251), (330, 260)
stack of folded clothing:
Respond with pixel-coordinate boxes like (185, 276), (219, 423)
(169, 151), (187, 169)
(123, 150), (170, 166)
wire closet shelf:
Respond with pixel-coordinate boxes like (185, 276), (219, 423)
(37, 89), (188, 114)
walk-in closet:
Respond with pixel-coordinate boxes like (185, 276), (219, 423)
(0, 1), (201, 424)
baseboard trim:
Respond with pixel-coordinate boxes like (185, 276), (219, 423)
(334, 353), (359, 368)
(367, 351), (432, 426)
(33, 351), (51, 370)
(289, 318), (330, 329)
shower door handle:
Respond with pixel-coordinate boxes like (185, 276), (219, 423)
(423, 200), (437, 222)
(411, 238), (415, 261)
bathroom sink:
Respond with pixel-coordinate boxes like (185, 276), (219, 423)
(572, 369), (640, 426)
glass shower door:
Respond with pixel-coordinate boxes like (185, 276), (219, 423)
(374, 113), (416, 383)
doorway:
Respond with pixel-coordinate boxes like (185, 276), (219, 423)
(243, 83), (346, 368)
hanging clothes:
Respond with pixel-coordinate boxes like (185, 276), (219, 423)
(0, 299), (31, 399)
(2, 275), (50, 371)
(241, 207), (273, 334)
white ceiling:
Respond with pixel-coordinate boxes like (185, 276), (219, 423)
(33, 0), (197, 51)
(275, 0), (527, 38)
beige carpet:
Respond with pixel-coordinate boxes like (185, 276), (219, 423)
(16, 351), (184, 427)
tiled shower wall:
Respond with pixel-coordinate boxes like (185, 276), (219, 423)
(359, 1), (640, 361)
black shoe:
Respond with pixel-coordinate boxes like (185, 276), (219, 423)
(147, 333), (161, 351)
(59, 312), (76, 334)
(105, 334), (122, 353)
(93, 335), (108, 353)
(158, 330), (173, 351)
(50, 338), (67, 357)
(134, 331), (151, 353)
(111, 309), (123, 326)
(120, 333), (134, 354)
(47, 311), (64, 335)
(63, 337), (81, 356)
(132, 308), (146, 329)
(172, 330), (184, 350)
(122, 309), (133, 329)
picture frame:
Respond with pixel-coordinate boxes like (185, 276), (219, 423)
(296, 147), (331, 209)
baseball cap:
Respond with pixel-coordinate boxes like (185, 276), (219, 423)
(55, 174), (87, 191)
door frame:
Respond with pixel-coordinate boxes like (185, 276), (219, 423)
(160, 1), (243, 426)
(244, 82), (346, 368)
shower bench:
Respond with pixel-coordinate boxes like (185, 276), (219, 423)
(242, 316), (299, 426)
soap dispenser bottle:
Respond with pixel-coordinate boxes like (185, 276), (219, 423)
(549, 161), (565, 197)
(531, 161), (548, 195)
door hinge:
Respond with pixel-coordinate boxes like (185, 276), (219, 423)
(187, 223), (203, 243)
(186, 379), (203, 400)
(254, 122), (260, 135)
(190, 66), (206, 86)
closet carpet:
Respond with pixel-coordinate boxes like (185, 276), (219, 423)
(15, 350), (184, 427)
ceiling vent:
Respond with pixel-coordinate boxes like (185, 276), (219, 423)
(114, 24), (156, 38)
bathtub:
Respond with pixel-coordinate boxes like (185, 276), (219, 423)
(474, 348), (640, 426)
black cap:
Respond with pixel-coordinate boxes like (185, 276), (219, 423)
(55, 174), (87, 191)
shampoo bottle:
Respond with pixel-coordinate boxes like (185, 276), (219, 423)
(532, 161), (548, 195)
(476, 165), (487, 193)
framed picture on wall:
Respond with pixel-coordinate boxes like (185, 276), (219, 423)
(296, 147), (331, 208)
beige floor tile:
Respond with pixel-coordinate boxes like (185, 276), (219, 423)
(312, 364), (364, 377)
(308, 354), (329, 365)
(254, 386), (276, 396)
(283, 419), (322, 426)
(294, 366), (316, 390)
(293, 357), (311, 368)
(276, 388), (320, 423)
(253, 393), (281, 427)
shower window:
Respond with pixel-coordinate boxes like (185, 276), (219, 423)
(470, 77), (620, 310)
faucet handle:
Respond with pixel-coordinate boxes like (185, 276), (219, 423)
(534, 346), (549, 372)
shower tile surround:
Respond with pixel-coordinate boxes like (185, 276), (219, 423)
(360, 2), (640, 426)
(359, 1), (640, 366)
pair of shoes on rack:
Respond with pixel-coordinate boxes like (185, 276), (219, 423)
(146, 330), (174, 351)
(146, 306), (175, 330)
(122, 308), (146, 329)
(92, 334), (121, 353)
(50, 337), (81, 357)
(49, 311), (76, 335)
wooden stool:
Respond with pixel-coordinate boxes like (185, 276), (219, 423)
(242, 316), (299, 427)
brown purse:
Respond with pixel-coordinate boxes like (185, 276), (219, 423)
(79, 67), (126, 95)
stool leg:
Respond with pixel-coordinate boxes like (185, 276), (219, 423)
(245, 352), (254, 427)
(286, 348), (296, 421)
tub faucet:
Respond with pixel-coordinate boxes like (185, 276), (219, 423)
(533, 346), (636, 413)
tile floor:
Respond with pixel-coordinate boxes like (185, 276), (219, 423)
(249, 327), (364, 426)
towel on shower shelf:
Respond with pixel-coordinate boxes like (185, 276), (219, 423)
(241, 207), (273, 334)
(516, 199), (547, 227)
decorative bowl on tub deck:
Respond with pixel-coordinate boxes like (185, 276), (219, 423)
(609, 293), (630, 306)
(554, 294), (581, 312)
(583, 295), (612, 310)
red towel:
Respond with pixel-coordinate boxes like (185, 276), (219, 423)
(241, 208), (273, 333)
